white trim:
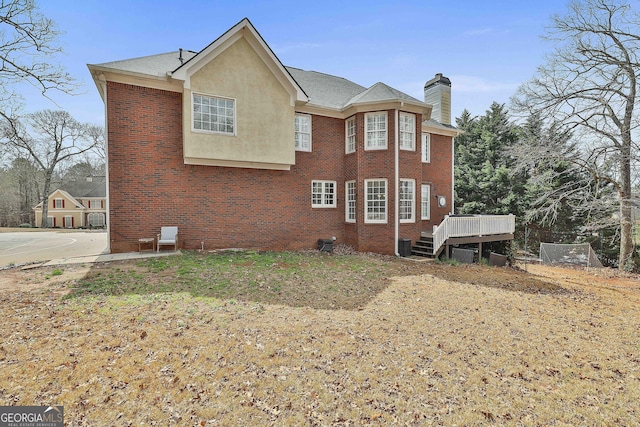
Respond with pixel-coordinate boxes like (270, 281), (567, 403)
(399, 179), (415, 223)
(192, 92), (236, 136)
(295, 113), (312, 152)
(345, 116), (356, 154)
(345, 180), (356, 223)
(452, 136), (456, 214)
(311, 180), (336, 208)
(64, 216), (73, 229)
(365, 178), (388, 224)
(364, 112), (387, 150)
(421, 184), (431, 220)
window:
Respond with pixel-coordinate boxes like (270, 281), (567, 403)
(54, 199), (63, 209)
(88, 199), (101, 209)
(312, 180), (336, 208)
(421, 184), (431, 220)
(399, 113), (415, 150)
(64, 216), (73, 228)
(365, 112), (387, 150)
(346, 180), (356, 222)
(295, 114), (312, 151)
(47, 217), (54, 227)
(422, 133), (431, 163)
(88, 213), (105, 227)
(345, 117), (356, 153)
(400, 179), (415, 222)
(193, 93), (235, 135)
(365, 179), (387, 223)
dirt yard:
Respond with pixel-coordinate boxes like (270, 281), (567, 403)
(1, 255), (639, 425)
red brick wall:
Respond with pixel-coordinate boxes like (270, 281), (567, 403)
(108, 82), (348, 253)
(107, 82), (452, 255)
(422, 132), (453, 229)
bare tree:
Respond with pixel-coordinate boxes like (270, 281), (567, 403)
(2, 110), (99, 227)
(0, 0), (75, 121)
(512, 0), (640, 269)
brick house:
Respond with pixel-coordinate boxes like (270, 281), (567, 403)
(88, 18), (512, 256)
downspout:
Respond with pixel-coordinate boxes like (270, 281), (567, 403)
(99, 75), (111, 253)
(451, 136), (455, 214)
(394, 109), (400, 256)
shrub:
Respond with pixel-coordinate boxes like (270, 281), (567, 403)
(19, 223), (32, 228)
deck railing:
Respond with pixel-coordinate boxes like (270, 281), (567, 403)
(432, 214), (516, 254)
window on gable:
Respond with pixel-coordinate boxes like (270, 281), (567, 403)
(365, 112), (387, 150)
(346, 180), (356, 222)
(54, 199), (63, 209)
(400, 179), (415, 222)
(365, 179), (387, 223)
(422, 133), (431, 163)
(312, 180), (336, 208)
(399, 113), (415, 150)
(295, 114), (312, 152)
(346, 117), (356, 154)
(193, 93), (235, 135)
(421, 184), (431, 220)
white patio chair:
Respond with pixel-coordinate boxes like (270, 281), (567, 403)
(157, 226), (178, 252)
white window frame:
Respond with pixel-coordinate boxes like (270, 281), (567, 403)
(421, 184), (431, 220)
(295, 114), (312, 152)
(47, 216), (54, 227)
(365, 179), (388, 223)
(345, 180), (356, 223)
(64, 216), (73, 228)
(54, 198), (63, 209)
(399, 179), (415, 223)
(399, 113), (416, 151)
(88, 213), (105, 227)
(88, 199), (101, 209)
(311, 180), (336, 208)
(365, 112), (387, 150)
(345, 116), (356, 154)
(192, 93), (236, 136)
(422, 133), (431, 163)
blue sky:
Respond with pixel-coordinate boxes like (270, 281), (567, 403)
(22, 0), (569, 126)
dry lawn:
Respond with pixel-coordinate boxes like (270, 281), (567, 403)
(0, 252), (639, 426)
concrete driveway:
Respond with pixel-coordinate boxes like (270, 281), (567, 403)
(0, 229), (108, 268)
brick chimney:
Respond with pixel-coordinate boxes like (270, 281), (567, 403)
(424, 73), (451, 125)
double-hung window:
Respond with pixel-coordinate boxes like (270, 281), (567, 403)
(422, 133), (431, 163)
(399, 113), (415, 150)
(312, 180), (336, 208)
(399, 179), (415, 222)
(345, 117), (356, 154)
(193, 93), (235, 135)
(365, 179), (387, 223)
(295, 114), (312, 152)
(345, 180), (356, 222)
(54, 199), (63, 209)
(365, 112), (387, 150)
(421, 184), (431, 220)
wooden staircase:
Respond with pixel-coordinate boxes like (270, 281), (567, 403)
(411, 234), (440, 258)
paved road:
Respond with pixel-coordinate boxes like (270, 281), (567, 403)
(0, 230), (108, 267)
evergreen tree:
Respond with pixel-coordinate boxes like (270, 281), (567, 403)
(454, 103), (526, 218)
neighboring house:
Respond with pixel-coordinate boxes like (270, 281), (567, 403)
(88, 18), (513, 256)
(33, 179), (107, 228)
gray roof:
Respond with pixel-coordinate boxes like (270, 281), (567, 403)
(93, 51), (425, 111)
(61, 177), (107, 198)
(285, 67), (366, 109)
(93, 50), (198, 77)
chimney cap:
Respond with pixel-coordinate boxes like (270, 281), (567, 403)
(424, 73), (451, 90)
